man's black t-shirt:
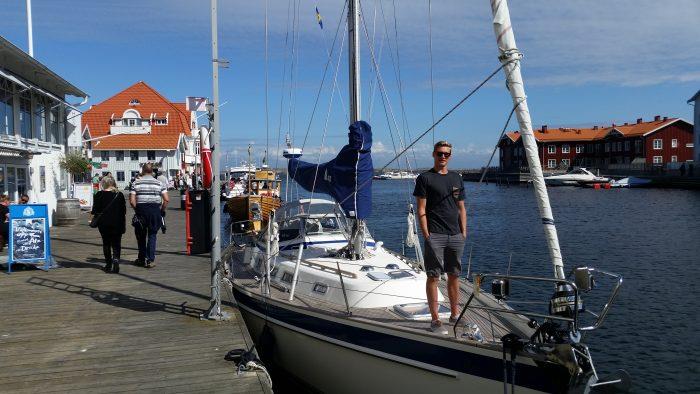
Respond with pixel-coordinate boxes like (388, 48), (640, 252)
(413, 169), (465, 235)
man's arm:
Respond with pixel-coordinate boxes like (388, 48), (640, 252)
(416, 197), (430, 239)
(458, 200), (467, 238)
(129, 192), (136, 209)
(161, 190), (169, 210)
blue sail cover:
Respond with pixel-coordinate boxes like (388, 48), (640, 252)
(288, 121), (373, 219)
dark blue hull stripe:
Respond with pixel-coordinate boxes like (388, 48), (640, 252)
(233, 287), (570, 393)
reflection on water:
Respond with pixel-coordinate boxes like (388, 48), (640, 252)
(224, 181), (700, 393)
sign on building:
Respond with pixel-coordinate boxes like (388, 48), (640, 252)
(186, 96), (208, 112)
(7, 204), (52, 272)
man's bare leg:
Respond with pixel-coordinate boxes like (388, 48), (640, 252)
(447, 273), (460, 318)
(426, 276), (440, 321)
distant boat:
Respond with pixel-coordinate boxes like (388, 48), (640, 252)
(544, 168), (609, 186)
(375, 171), (418, 180)
(610, 176), (652, 188)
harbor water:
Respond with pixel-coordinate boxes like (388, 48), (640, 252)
(225, 181), (700, 393)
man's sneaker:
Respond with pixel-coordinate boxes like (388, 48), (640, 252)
(449, 315), (459, 324)
(430, 320), (449, 335)
(145, 260), (156, 268)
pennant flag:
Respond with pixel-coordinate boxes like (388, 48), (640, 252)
(315, 7), (323, 29)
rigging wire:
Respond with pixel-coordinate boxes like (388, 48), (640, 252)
(264, 0), (270, 163)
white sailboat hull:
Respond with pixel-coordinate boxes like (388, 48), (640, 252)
(232, 285), (573, 393)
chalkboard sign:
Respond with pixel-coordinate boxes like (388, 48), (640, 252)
(7, 204), (52, 273)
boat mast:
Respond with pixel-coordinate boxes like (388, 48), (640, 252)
(489, 0), (565, 279)
(347, 0), (366, 258)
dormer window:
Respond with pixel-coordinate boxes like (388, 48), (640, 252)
(154, 118), (168, 125)
(121, 109), (142, 127)
(129, 99), (141, 106)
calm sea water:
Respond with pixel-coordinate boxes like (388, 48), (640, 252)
(228, 181), (700, 393)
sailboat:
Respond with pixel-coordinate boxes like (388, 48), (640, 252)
(225, 1), (629, 392)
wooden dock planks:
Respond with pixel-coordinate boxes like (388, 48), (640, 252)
(0, 193), (269, 393)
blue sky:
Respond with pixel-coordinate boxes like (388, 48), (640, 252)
(2, 0), (699, 168)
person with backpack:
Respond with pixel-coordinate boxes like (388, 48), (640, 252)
(91, 175), (126, 273)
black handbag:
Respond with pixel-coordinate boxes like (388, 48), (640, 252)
(90, 193), (118, 228)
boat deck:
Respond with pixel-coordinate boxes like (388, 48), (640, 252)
(230, 261), (533, 345)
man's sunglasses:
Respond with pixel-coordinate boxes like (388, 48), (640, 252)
(435, 151), (451, 158)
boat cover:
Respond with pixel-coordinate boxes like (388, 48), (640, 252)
(288, 121), (373, 219)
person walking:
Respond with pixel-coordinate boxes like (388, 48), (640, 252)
(0, 195), (10, 252)
(91, 176), (126, 273)
(413, 141), (467, 335)
(130, 163), (169, 268)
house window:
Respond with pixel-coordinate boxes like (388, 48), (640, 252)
(49, 105), (60, 143)
(605, 143), (610, 153)
(611, 142), (616, 152)
(116, 171), (125, 181)
(129, 99), (141, 106)
(34, 99), (47, 141)
(130, 150), (139, 161)
(100, 151), (109, 161)
(617, 142), (622, 152)
(19, 91), (32, 139)
(653, 156), (663, 164)
(624, 140), (630, 152)
(635, 140), (642, 153)
(312, 283), (328, 294)
(130, 170), (140, 180)
(147, 150), (156, 161)
(687, 143), (695, 148)
(671, 139), (678, 148)
(115, 150), (124, 161)
(547, 145), (556, 154)
(575, 145), (583, 154)
(561, 144), (570, 154)
(653, 139), (662, 150)
(154, 118), (167, 125)
(561, 159), (570, 168)
(0, 79), (13, 135)
(596, 143), (602, 153)
(671, 156), (678, 163)
(40, 166), (46, 192)
(547, 159), (556, 168)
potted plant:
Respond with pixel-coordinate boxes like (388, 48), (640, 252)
(55, 152), (92, 226)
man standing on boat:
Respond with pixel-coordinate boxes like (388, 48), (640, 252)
(414, 141), (466, 334)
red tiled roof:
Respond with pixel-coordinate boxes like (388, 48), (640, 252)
(503, 117), (684, 143)
(82, 81), (192, 150)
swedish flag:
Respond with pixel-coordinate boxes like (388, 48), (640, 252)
(315, 7), (323, 29)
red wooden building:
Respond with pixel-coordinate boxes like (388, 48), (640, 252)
(498, 116), (694, 171)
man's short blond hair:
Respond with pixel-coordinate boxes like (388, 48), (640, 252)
(433, 140), (452, 152)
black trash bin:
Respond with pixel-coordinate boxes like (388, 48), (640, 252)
(189, 190), (211, 254)
(180, 189), (187, 210)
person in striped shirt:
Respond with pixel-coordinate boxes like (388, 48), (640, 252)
(130, 163), (169, 268)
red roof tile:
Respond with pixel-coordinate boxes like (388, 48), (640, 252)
(82, 81), (193, 150)
(503, 118), (684, 143)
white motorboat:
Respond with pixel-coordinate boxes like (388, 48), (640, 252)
(544, 168), (610, 186)
(383, 171), (419, 180)
(222, 1), (630, 392)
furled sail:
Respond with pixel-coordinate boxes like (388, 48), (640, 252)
(287, 121), (373, 219)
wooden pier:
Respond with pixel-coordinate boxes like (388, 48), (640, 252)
(0, 193), (270, 393)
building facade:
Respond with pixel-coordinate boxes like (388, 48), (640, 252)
(0, 36), (87, 224)
(499, 116), (694, 172)
(82, 82), (199, 189)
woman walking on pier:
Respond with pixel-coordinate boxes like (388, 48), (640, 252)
(91, 176), (126, 273)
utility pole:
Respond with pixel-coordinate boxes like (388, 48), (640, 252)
(205, 0), (230, 321)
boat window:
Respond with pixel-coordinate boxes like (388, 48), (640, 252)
(385, 264), (400, 270)
(279, 228), (300, 242)
(388, 270), (414, 279)
(305, 219), (322, 234)
(281, 272), (294, 284)
(312, 283), (328, 294)
(360, 265), (374, 272)
(319, 217), (339, 230)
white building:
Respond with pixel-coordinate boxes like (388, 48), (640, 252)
(82, 81), (200, 189)
(0, 35), (88, 225)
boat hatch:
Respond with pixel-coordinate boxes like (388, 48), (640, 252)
(360, 265), (374, 272)
(367, 272), (392, 281)
(312, 283), (328, 294)
(393, 303), (451, 321)
(388, 270), (414, 279)
(385, 264), (400, 269)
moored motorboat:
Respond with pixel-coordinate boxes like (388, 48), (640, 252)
(545, 168), (610, 186)
(610, 176), (652, 188)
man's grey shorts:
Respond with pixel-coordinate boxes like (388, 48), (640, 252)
(424, 233), (466, 278)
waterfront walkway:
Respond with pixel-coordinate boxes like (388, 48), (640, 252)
(0, 193), (270, 393)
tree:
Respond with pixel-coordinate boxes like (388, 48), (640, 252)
(59, 151), (91, 185)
